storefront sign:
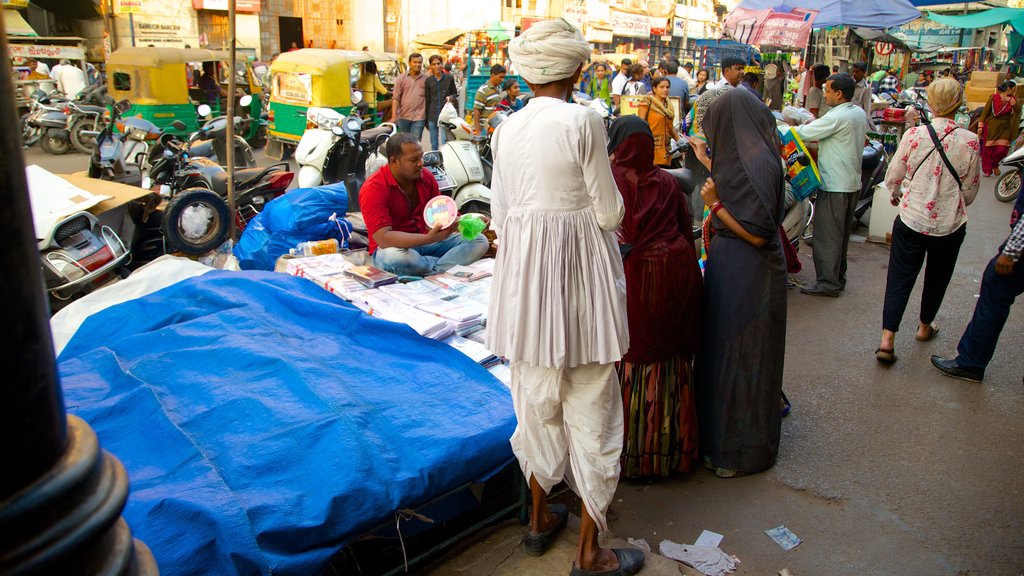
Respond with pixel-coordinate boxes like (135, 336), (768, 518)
(673, 7), (707, 39)
(9, 44), (86, 60)
(649, 17), (669, 37)
(117, 0), (142, 13)
(611, 10), (649, 39)
(563, 4), (587, 32)
(586, 25), (614, 44)
(192, 0), (261, 13)
(724, 7), (817, 49)
(134, 19), (194, 48)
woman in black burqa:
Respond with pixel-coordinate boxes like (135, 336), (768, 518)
(696, 88), (788, 478)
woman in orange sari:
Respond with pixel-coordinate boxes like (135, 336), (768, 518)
(978, 81), (1022, 176)
(637, 76), (681, 167)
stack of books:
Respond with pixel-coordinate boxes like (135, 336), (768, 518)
(344, 265), (398, 288)
(285, 254), (369, 301)
(442, 335), (499, 367)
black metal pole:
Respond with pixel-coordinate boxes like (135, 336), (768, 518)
(0, 24), (157, 576)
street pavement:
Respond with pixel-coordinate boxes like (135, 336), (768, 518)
(25, 146), (1024, 575)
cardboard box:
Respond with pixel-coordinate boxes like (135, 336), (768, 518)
(971, 70), (1005, 86)
(965, 84), (995, 104)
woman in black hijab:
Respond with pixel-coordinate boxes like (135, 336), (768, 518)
(694, 88), (787, 478)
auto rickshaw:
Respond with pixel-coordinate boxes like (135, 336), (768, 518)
(106, 47), (265, 145)
(266, 49), (402, 159)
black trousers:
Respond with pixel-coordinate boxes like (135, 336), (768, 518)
(882, 217), (967, 333)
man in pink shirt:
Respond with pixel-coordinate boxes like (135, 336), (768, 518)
(392, 53), (427, 140)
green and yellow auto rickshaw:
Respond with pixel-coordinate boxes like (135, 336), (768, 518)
(106, 47), (266, 145)
(266, 49), (402, 158)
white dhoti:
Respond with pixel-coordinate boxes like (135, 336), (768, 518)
(510, 361), (624, 533)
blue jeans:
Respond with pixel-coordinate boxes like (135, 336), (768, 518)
(427, 121), (447, 151)
(396, 119), (426, 141)
(955, 252), (1024, 371)
(372, 234), (489, 277)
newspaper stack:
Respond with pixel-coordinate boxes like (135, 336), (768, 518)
(284, 254), (370, 301)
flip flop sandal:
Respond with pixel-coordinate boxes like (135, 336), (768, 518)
(780, 391), (791, 418)
(570, 548), (645, 576)
(524, 503), (568, 557)
(875, 348), (897, 364)
(916, 324), (940, 342)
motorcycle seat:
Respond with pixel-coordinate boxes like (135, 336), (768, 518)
(862, 145), (884, 172)
(75, 105), (106, 115)
(208, 167), (272, 196)
(360, 125), (393, 142)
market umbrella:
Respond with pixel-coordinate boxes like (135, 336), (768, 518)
(736, 0), (921, 29)
(412, 28), (466, 48)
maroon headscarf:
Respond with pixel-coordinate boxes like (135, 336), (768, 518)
(609, 116), (702, 362)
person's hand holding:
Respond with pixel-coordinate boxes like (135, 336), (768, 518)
(424, 219), (458, 243)
(995, 254), (1015, 276)
(689, 136), (710, 167)
(700, 178), (720, 207)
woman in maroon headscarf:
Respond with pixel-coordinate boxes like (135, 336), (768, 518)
(607, 116), (703, 478)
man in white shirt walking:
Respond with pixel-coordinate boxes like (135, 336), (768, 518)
(711, 56), (746, 89)
(791, 73), (869, 297)
(610, 58), (631, 109)
(52, 60), (87, 99)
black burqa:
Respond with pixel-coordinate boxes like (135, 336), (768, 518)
(696, 88), (788, 474)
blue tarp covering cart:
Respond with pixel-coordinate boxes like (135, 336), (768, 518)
(57, 270), (517, 576)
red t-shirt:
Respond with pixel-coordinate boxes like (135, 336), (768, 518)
(360, 165), (440, 254)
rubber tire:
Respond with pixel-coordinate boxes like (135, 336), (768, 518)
(161, 188), (230, 255)
(460, 200), (491, 219)
(994, 170), (1021, 203)
(21, 113), (40, 147)
(249, 125), (267, 149)
(70, 118), (99, 154)
(40, 129), (70, 155)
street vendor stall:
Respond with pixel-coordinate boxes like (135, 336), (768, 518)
(7, 36), (91, 110)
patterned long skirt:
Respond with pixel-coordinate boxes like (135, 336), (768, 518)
(618, 356), (698, 478)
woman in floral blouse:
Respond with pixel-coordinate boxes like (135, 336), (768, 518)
(875, 78), (981, 363)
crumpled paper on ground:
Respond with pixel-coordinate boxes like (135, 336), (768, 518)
(659, 540), (739, 576)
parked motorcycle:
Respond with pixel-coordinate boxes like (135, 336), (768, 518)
(63, 83), (110, 154)
(295, 107), (396, 209)
(187, 97), (259, 169)
(435, 108), (492, 216)
(995, 145), (1024, 203)
(143, 130), (294, 255)
(23, 90), (72, 155)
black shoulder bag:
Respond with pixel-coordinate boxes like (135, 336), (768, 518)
(925, 123), (964, 190)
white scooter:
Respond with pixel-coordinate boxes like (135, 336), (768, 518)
(436, 105), (492, 216)
(295, 107), (395, 190)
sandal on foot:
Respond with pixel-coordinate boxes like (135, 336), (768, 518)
(916, 324), (940, 342)
(570, 548), (645, 576)
(524, 503), (568, 557)
(875, 348), (897, 364)
(781, 391), (791, 418)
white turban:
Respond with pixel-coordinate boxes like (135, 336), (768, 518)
(507, 18), (591, 85)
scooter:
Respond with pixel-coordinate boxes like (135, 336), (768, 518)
(23, 90), (72, 155)
(140, 130), (294, 256)
(39, 210), (132, 311)
(294, 107), (396, 208)
(436, 107), (492, 216)
(88, 99), (164, 186)
(995, 146), (1024, 203)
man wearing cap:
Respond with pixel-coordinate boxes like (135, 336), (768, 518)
(488, 17), (643, 576)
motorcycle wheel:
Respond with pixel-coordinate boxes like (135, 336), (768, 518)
(994, 170), (1021, 203)
(40, 130), (71, 155)
(249, 125), (267, 149)
(460, 200), (491, 219)
(161, 188), (230, 255)
(70, 118), (99, 154)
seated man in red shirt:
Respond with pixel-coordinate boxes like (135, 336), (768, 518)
(361, 133), (489, 276)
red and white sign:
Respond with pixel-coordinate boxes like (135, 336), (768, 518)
(724, 7), (817, 49)
(192, 0), (261, 13)
(9, 44), (86, 60)
(875, 42), (895, 56)
(611, 10), (650, 39)
(649, 17), (669, 37)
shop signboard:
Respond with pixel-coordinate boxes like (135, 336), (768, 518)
(611, 9), (649, 39)
(117, 0), (142, 13)
(673, 6), (707, 39)
(9, 44), (86, 60)
(650, 17), (669, 37)
(192, 0), (261, 13)
(133, 18), (198, 48)
(586, 25), (613, 44)
(724, 7), (817, 49)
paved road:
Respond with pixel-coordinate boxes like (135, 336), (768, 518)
(25, 145), (1024, 575)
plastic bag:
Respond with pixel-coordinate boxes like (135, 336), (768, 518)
(781, 106), (815, 125)
(234, 182), (353, 270)
(458, 215), (486, 240)
(438, 101), (458, 123)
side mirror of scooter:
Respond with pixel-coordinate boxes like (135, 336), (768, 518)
(197, 104), (212, 117)
(239, 94), (253, 107)
(331, 125), (345, 137)
(170, 120), (187, 131)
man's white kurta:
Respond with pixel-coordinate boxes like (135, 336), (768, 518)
(486, 96), (628, 369)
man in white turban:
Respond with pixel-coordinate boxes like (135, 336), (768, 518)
(487, 18), (645, 576)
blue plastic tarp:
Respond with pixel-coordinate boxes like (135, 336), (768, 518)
(234, 182), (354, 271)
(735, 0), (921, 29)
(57, 271), (517, 576)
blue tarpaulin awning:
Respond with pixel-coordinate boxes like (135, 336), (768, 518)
(735, 0), (922, 29)
(926, 7), (1024, 35)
